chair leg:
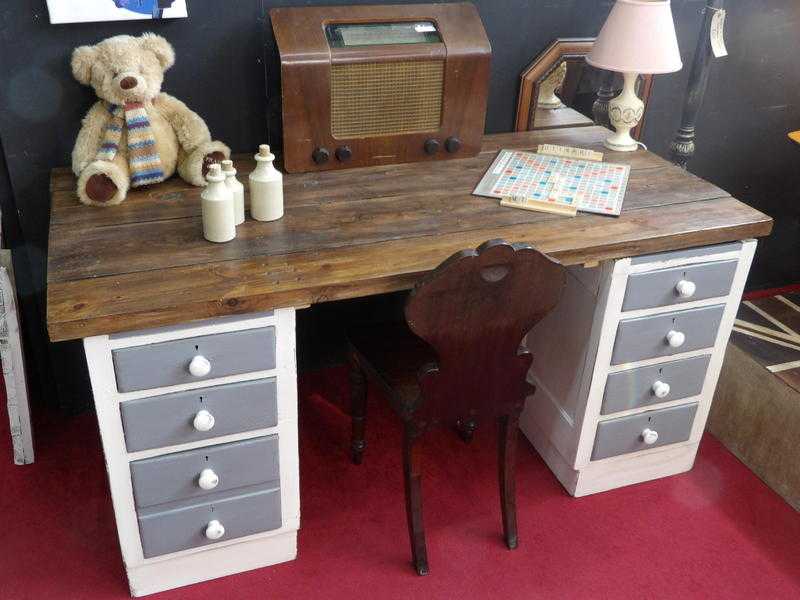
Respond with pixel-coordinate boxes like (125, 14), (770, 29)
(498, 413), (520, 550)
(349, 355), (367, 465)
(403, 424), (429, 575)
(456, 418), (477, 443)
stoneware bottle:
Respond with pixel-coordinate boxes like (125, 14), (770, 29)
(201, 163), (236, 243)
(221, 159), (245, 225)
(249, 144), (284, 222)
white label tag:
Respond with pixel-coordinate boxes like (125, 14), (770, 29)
(414, 23), (436, 33)
(710, 9), (728, 58)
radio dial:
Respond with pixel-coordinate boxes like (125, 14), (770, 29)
(335, 146), (352, 162)
(312, 147), (330, 165)
(445, 136), (462, 153)
(424, 138), (440, 155)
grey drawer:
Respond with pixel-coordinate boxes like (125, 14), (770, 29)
(130, 436), (279, 508)
(601, 355), (710, 415)
(112, 327), (276, 393)
(611, 305), (725, 365)
(121, 378), (278, 452)
(592, 402), (698, 461)
(622, 260), (738, 311)
(138, 485), (282, 558)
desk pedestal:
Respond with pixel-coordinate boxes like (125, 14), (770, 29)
(84, 309), (299, 596)
(520, 241), (756, 496)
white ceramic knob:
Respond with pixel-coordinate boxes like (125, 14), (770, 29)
(641, 428), (659, 445)
(188, 355), (212, 377)
(192, 409), (215, 432)
(675, 279), (697, 298)
(198, 468), (220, 491)
(205, 519), (225, 540)
(666, 330), (686, 348)
(652, 380), (671, 399)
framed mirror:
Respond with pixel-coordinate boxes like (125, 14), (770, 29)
(514, 38), (654, 140)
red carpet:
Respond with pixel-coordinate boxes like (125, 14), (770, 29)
(1, 366), (799, 599)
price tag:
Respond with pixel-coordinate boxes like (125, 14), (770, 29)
(710, 8), (728, 58)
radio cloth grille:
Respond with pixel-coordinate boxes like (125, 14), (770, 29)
(331, 60), (444, 138)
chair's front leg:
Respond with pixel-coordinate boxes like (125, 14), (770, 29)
(349, 353), (368, 465)
(403, 423), (429, 575)
(498, 413), (520, 549)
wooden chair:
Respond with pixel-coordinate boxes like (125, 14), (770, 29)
(347, 240), (566, 575)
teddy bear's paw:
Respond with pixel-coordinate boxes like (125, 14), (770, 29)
(77, 161), (130, 207)
(86, 174), (118, 204)
(202, 151), (227, 177)
(179, 141), (231, 186)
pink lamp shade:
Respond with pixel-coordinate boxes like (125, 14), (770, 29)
(586, 0), (683, 75)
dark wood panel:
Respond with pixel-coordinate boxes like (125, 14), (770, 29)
(47, 194), (771, 341)
(47, 127), (772, 341)
(48, 127), (726, 233)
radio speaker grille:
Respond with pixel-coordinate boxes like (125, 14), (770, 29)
(331, 60), (444, 138)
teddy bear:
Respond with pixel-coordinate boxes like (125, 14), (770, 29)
(71, 33), (230, 206)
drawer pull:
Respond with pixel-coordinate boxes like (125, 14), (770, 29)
(188, 355), (212, 378)
(675, 279), (697, 298)
(192, 409), (216, 432)
(198, 468), (220, 490)
(641, 428), (659, 445)
(651, 380), (671, 399)
(665, 330), (686, 348)
(205, 519), (226, 541)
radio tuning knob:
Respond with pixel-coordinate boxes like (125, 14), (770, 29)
(445, 136), (462, 153)
(311, 147), (330, 165)
(424, 138), (440, 155)
(335, 146), (352, 162)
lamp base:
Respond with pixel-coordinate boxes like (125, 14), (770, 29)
(603, 137), (639, 152)
(605, 71), (644, 152)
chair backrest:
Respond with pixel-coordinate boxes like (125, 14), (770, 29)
(404, 240), (566, 428)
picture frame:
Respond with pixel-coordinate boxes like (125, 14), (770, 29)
(46, 0), (188, 25)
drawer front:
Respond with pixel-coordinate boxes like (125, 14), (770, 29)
(121, 378), (278, 452)
(622, 260), (738, 311)
(138, 486), (282, 558)
(611, 305), (725, 365)
(592, 402), (698, 461)
(130, 436), (279, 508)
(601, 355), (710, 415)
(112, 327), (276, 393)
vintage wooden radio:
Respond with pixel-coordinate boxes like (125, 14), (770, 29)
(270, 3), (491, 173)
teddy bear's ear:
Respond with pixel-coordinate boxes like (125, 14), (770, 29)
(71, 45), (97, 85)
(140, 33), (175, 70)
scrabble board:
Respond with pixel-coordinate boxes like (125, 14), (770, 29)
(473, 149), (631, 216)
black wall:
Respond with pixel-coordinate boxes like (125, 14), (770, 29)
(0, 0), (797, 410)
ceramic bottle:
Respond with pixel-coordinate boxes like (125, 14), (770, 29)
(201, 163), (235, 243)
(221, 159), (245, 225)
(249, 144), (284, 222)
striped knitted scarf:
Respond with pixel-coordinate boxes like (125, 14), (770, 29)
(96, 101), (165, 187)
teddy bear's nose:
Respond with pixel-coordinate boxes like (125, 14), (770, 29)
(120, 77), (138, 90)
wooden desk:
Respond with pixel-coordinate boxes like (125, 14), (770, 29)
(46, 126), (772, 596)
(47, 126), (770, 342)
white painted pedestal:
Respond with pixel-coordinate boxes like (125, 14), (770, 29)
(84, 309), (300, 596)
(520, 242), (756, 496)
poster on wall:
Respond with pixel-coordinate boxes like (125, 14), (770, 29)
(46, 0), (188, 24)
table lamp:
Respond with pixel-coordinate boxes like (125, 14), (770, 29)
(587, 0), (682, 151)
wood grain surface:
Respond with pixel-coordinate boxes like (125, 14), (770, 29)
(47, 127), (772, 341)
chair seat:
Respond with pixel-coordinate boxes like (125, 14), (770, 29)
(347, 322), (436, 409)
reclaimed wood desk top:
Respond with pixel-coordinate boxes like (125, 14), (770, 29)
(47, 126), (772, 342)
